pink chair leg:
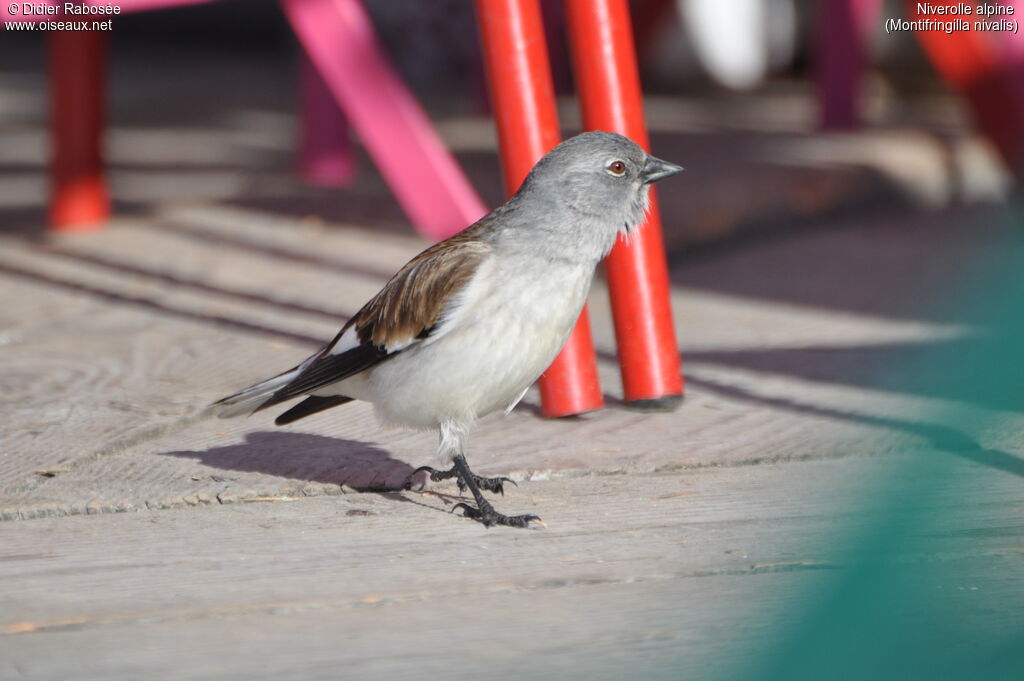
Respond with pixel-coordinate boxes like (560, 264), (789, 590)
(280, 0), (487, 240)
(816, 0), (882, 129)
(297, 52), (357, 187)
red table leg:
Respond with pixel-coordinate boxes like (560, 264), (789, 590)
(475, 0), (604, 417)
(564, 0), (682, 409)
(907, 0), (1024, 177)
(49, 30), (109, 231)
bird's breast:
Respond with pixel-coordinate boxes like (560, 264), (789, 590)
(361, 257), (594, 427)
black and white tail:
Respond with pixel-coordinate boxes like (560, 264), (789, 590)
(209, 365), (304, 418)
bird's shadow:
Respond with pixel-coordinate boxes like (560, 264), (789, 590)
(158, 431), (424, 492)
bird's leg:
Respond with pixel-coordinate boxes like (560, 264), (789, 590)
(411, 420), (539, 528)
(407, 419), (513, 494)
(411, 464), (516, 495)
(449, 454), (541, 529)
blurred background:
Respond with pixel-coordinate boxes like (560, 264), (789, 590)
(0, 0), (1018, 246)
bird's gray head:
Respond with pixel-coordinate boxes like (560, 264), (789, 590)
(516, 131), (683, 257)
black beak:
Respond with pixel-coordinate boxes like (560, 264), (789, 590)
(641, 156), (684, 184)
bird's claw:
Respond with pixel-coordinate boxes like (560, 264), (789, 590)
(451, 502), (542, 529)
(405, 465), (446, 491)
(457, 475), (516, 496)
(412, 464), (443, 480)
(410, 466), (516, 496)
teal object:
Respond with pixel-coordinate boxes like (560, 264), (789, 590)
(720, 218), (1024, 681)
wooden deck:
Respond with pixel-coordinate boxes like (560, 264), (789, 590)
(1, 200), (1022, 679)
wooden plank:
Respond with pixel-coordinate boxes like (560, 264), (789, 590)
(0, 271), (313, 502)
(0, 215), (1001, 518)
(0, 202), (1013, 519)
(0, 456), (1020, 680)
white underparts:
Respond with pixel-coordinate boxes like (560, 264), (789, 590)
(438, 418), (472, 463)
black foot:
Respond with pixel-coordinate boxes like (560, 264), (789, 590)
(452, 500), (541, 529)
(411, 454), (541, 529)
(411, 465), (516, 496)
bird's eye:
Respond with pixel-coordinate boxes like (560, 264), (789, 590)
(606, 160), (627, 176)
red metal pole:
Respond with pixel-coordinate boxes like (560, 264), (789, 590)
(563, 0), (683, 409)
(475, 0), (604, 417)
(49, 30), (109, 231)
(906, 0), (1024, 177)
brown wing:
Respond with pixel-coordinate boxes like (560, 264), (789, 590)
(254, 236), (491, 411)
(347, 236), (491, 350)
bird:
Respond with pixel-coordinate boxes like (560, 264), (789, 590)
(211, 131), (684, 528)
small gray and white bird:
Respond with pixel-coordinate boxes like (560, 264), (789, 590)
(212, 131), (683, 527)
